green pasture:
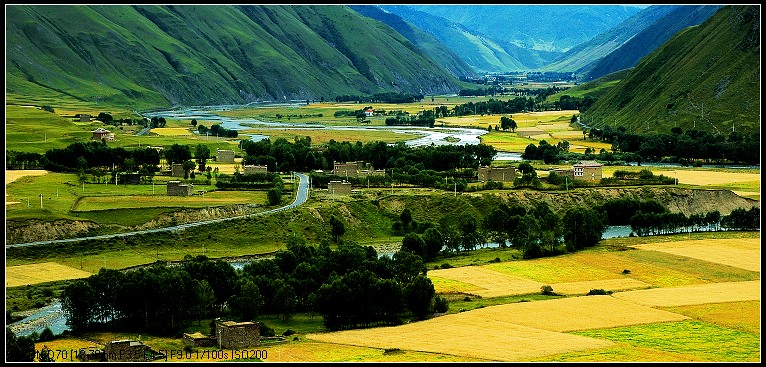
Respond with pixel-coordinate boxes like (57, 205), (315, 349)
(555, 320), (760, 362)
(239, 127), (420, 145)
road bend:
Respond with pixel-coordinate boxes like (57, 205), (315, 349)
(6, 172), (310, 249)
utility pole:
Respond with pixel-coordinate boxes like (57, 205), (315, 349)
(40, 193), (43, 209)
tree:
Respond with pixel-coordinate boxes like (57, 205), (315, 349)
(329, 215), (346, 242)
(273, 280), (297, 321)
(191, 118), (198, 127)
(192, 280), (215, 325)
(421, 227), (445, 261)
(563, 207), (606, 251)
(195, 144), (211, 172)
(6, 327), (35, 361)
(517, 161), (535, 175)
(404, 275), (435, 320)
(401, 232), (427, 260)
(400, 208), (413, 230)
(267, 187), (282, 206)
(182, 160), (196, 179)
(230, 279), (264, 321)
(61, 280), (96, 333)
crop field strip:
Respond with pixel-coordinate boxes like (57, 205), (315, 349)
(6, 262), (92, 287)
(610, 280), (760, 307)
(628, 238), (760, 272)
(307, 293), (695, 361)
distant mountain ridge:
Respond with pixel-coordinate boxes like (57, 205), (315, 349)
(6, 5), (467, 110)
(378, 5), (560, 73)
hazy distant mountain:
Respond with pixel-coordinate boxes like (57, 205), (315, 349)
(348, 5), (477, 79)
(404, 5), (644, 53)
(379, 5), (560, 73)
(583, 5), (759, 136)
(6, 5), (467, 109)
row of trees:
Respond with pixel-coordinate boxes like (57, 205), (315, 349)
(395, 200), (607, 261)
(587, 125), (759, 165)
(333, 92), (424, 104)
(384, 111), (435, 127)
(239, 138), (497, 173)
(197, 123), (238, 138)
(630, 206), (759, 236)
(61, 238), (442, 334)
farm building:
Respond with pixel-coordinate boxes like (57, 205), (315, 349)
(359, 169), (385, 177)
(77, 113), (91, 122)
(167, 180), (194, 196)
(103, 340), (147, 362)
(215, 319), (261, 349)
(328, 180), (353, 195)
(573, 160), (603, 181)
(333, 161), (363, 178)
(171, 163), (185, 177)
(478, 165), (516, 181)
(364, 108), (374, 117)
(91, 127), (114, 141)
(243, 165), (268, 175)
(183, 332), (216, 347)
(216, 149), (235, 163)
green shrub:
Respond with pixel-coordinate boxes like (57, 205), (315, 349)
(586, 289), (613, 295)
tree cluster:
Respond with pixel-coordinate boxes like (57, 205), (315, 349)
(41, 141), (160, 174)
(197, 123), (238, 138)
(60, 239), (441, 334)
(629, 206), (758, 236)
(333, 92), (424, 104)
(588, 126), (759, 165)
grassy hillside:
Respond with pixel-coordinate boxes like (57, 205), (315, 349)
(582, 5), (760, 136)
(6, 5), (464, 110)
(546, 69), (631, 103)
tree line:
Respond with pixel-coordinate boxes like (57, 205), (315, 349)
(587, 125), (759, 165)
(333, 92), (424, 104)
(61, 238), (444, 334)
(630, 206), (759, 236)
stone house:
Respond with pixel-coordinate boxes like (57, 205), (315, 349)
(573, 160), (603, 181)
(171, 163), (185, 177)
(216, 149), (235, 163)
(328, 180), (353, 195)
(243, 165), (268, 175)
(333, 161), (362, 178)
(91, 127), (114, 141)
(215, 319), (260, 349)
(103, 340), (147, 362)
(183, 332), (216, 347)
(78, 113), (91, 122)
(478, 165), (516, 181)
(167, 180), (194, 196)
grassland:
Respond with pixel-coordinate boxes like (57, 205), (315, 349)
(239, 127), (420, 145)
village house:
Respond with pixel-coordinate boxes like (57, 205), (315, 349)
(328, 180), (353, 195)
(216, 149), (235, 163)
(215, 319), (261, 349)
(478, 165), (516, 181)
(573, 160), (603, 181)
(242, 165), (268, 175)
(183, 332), (216, 347)
(167, 180), (194, 196)
(91, 127), (114, 141)
(171, 163), (185, 177)
(78, 113), (91, 122)
(333, 161), (363, 178)
(364, 108), (374, 117)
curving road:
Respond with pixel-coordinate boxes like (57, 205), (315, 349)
(6, 172), (310, 249)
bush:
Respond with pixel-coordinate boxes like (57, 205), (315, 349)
(540, 285), (555, 295)
(622, 269), (631, 274)
(440, 263), (453, 269)
(586, 289), (613, 295)
(259, 323), (275, 337)
(37, 327), (55, 342)
(463, 296), (472, 302)
(283, 329), (296, 336)
(432, 295), (449, 313)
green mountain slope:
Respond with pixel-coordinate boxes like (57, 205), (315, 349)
(348, 5), (477, 79)
(581, 5), (760, 136)
(6, 5), (465, 110)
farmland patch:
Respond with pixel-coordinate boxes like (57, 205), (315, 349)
(610, 280), (760, 307)
(662, 300), (760, 334)
(629, 238), (760, 272)
(6, 262), (92, 287)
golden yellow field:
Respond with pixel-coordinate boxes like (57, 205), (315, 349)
(150, 127), (195, 136)
(6, 262), (92, 287)
(307, 309), (616, 361)
(546, 278), (651, 296)
(663, 300), (760, 334)
(428, 266), (543, 297)
(657, 169), (761, 187)
(630, 238), (760, 272)
(240, 127), (419, 145)
(611, 280), (761, 307)
(5, 169), (48, 184)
